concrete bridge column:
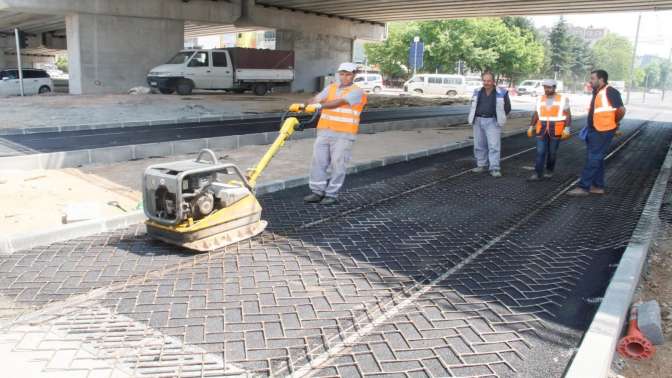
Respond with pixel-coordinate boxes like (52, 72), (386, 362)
(66, 13), (184, 94)
(275, 29), (353, 93)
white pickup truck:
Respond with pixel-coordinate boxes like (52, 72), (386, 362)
(147, 48), (294, 96)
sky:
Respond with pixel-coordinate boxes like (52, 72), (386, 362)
(530, 10), (672, 59)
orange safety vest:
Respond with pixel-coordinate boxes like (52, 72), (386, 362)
(592, 85), (618, 132)
(317, 83), (367, 134)
(535, 94), (567, 137)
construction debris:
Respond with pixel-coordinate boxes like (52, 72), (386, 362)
(639, 300), (665, 345)
(128, 86), (152, 95)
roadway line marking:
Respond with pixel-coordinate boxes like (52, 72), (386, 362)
(288, 120), (650, 378)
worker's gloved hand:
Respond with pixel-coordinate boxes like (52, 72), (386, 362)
(527, 126), (534, 138)
(305, 103), (322, 113)
(561, 127), (571, 140)
(288, 103), (305, 112)
(615, 129), (624, 137)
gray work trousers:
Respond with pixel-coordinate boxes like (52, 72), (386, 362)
(309, 134), (354, 198)
(473, 116), (502, 170)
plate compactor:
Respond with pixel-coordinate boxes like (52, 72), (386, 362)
(143, 104), (319, 251)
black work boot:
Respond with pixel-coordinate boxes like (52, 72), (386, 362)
(320, 196), (338, 205)
(304, 193), (324, 203)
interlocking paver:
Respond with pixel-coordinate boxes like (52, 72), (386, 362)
(1, 118), (669, 377)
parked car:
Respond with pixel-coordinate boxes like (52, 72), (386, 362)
(147, 48), (295, 96)
(517, 79), (564, 96)
(403, 74), (468, 97)
(354, 73), (384, 93)
(0, 68), (53, 96)
(610, 80), (626, 93)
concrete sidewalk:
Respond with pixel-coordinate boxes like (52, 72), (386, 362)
(1, 118), (530, 236)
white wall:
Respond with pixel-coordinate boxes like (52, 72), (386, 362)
(276, 30), (353, 93)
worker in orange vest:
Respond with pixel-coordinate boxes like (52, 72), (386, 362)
(302, 62), (367, 205)
(567, 69), (626, 196)
(526, 79), (572, 181)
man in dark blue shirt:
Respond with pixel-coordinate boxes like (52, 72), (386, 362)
(568, 69), (626, 196)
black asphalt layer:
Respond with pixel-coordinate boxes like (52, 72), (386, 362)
(0, 105), (484, 154)
(0, 115), (667, 377)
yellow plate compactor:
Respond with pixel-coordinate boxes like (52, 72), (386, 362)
(143, 104), (319, 251)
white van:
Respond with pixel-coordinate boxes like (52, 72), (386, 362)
(464, 76), (483, 93)
(403, 74), (467, 97)
(0, 68), (53, 96)
(354, 73), (383, 93)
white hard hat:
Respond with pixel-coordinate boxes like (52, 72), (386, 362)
(337, 62), (357, 72)
(542, 79), (557, 87)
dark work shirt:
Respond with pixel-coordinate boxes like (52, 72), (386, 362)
(475, 87), (512, 118)
(588, 86), (624, 129)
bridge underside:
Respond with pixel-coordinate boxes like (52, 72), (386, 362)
(0, 0), (671, 93)
(256, 0), (672, 22)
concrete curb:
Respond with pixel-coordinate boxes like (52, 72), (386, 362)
(0, 111), (531, 170)
(0, 211), (146, 255)
(0, 125), (528, 255)
(565, 142), (672, 377)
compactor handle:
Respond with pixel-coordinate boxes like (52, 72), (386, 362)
(195, 149), (218, 164)
(281, 104), (321, 131)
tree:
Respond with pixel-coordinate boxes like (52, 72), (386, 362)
(364, 22), (417, 78)
(365, 19), (545, 83)
(547, 17), (572, 77)
(660, 60), (671, 89)
(633, 67), (646, 88)
(566, 35), (593, 91)
(55, 55), (68, 73)
(642, 62), (661, 89)
(592, 34), (633, 81)
(502, 16), (538, 36)
(465, 18), (544, 84)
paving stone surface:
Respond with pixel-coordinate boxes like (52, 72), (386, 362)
(0, 115), (670, 377)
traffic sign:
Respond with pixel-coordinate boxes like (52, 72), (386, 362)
(408, 41), (424, 70)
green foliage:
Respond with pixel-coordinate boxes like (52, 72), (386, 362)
(55, 55), (68, 73)
(592, 34), (633, 81)
(643, 62), (661, 88)
(548, 17), (571, 75)
(660, 60), (671, 89)
(364, 18), (544, 82)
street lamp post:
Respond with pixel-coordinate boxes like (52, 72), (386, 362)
(626, 14), (642, 105)
(14, 28), (24, 97)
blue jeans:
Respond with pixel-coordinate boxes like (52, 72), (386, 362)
(578, 128), (615, 190)
(535, 134), (560, 176)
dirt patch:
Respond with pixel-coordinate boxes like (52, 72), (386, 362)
(0, 91), (472, 130)
(613, 222), (672, 377)
(0, 169), (139, 235)
(367, 94), (470, 108)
